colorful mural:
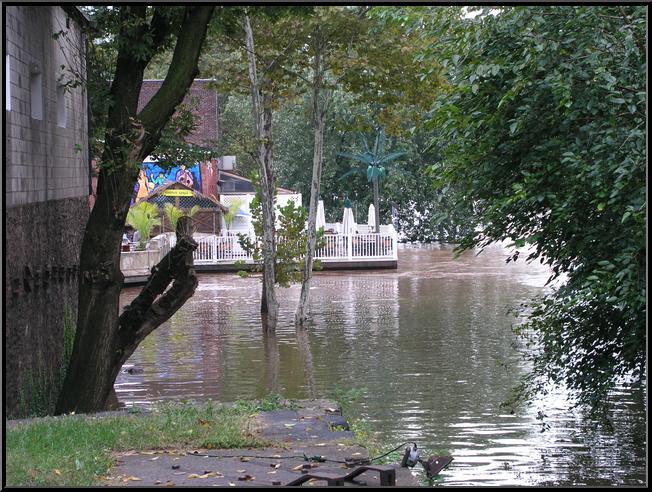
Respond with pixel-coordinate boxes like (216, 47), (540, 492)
(132, 161), (203, 205)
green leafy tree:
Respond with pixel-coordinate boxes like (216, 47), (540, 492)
(384, 130), (476, 243)
(127, 201), (162, 249)
(238, 174), (323, 289)
(422, 6), (646, 409)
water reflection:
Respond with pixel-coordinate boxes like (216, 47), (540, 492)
(116, 245), (646, 486)
(263, 331), (280, 394)
(295, 326), (316, 400)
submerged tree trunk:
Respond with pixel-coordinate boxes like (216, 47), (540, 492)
(56, 6), (214, 414)
(244, 14), (279, 330)
(296, 28), (326, 326)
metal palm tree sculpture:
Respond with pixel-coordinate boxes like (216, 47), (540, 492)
(339, 130), (406, 233)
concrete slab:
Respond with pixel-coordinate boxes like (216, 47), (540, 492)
(103, 400), (420, 487)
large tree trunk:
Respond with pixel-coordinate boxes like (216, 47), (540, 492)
(56, 6), (214, 414)
(296, 28), (326, 326)
(244, 14), (278, 330)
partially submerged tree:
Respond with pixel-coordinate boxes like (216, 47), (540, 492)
(56, 5), (214, 414)
(203, 7), (312, 329)
(243, 13), (280, 329)
(296, 6), (436, 324)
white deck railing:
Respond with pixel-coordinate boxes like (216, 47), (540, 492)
(316, 233), (397, 261)
(160, 227), (398, 265)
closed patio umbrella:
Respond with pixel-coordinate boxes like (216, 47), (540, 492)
(342, 206), (356, 235)
(316, 200), (326, 231)
(367, 203), (376, 232)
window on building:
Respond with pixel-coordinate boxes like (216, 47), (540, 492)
(56, 85), (66, 127)
(30, 67), (43, 120)
(5, 55), (10, 111)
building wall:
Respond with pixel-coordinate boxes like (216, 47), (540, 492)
(138, 79), (218, 147)
(4, 5), (90, 417)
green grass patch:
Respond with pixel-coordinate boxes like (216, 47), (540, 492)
(5, 400), (267, 487)
(232, 393), (298, 413)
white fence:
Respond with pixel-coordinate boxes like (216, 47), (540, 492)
(161, 228), (398, 265)
(315, 233), (397, 261)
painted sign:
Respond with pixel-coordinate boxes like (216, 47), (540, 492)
(132, 161), (203, 205)
(162, 189), (193, 197)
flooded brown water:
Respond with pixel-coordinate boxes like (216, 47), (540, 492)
(116, 245), (647, 486)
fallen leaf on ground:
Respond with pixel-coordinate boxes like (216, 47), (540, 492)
(198, 419), (210, 427)
(237, 474), (255, 481)
(236, 469), (246, 473)
(292, 464), (304, 471)
(188, 472), (219, 479)
(268, 471), (277, 475)
(123, 476), (142, 482)
(284, 423), (297, 428)
(271, 463), (281, 469)
(165, 481), (175, 487)
(228, 482), (235, 486)
(53, 469), (61, 476)
(150, 457), (159, 461)
(239, 457), (251, 462)
(325, 408), (338, 413)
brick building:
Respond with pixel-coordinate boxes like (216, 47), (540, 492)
(4, 5), (90, 416)
(137, 79), (222, 199)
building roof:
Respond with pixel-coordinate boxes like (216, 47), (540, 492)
(144, 181), (228, 213)
(62, 6), (92, 28)
(218, 170), (297, 195)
